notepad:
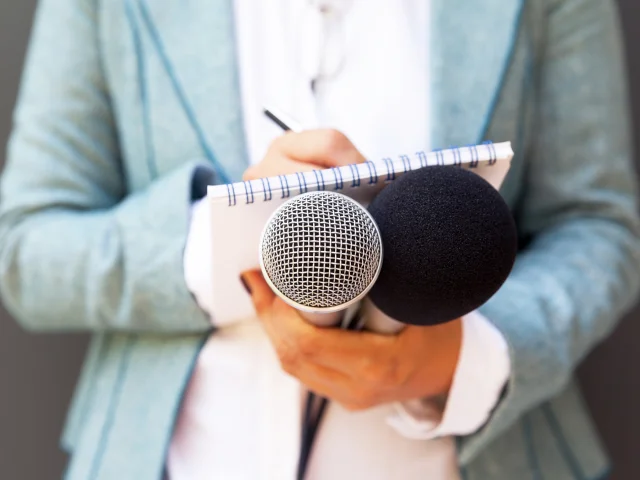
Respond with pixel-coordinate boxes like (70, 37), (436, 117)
(207, 142), (514, 325)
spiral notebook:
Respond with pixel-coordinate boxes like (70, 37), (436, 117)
(207, 142), (514, 325)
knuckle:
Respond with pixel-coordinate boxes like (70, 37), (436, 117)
(341, 400), (365, 412)
(342, 403), (363, 412)
(381, 361), (404, 387)
(296, 332), (318, 358)
(361, 363), (383, 384)
(361, 389), (379, 408)
(268, 133), (289, 154)
(343, 395), (375, 412)
(362, 358), (405, 387)
(254, 299), (272, 318)
(275, 340), (300, 373)
(322, 129), (350, 154)
(242, 166), (258, 181)
(267, 135), (283, 151)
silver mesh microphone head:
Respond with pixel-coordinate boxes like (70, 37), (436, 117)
(259, 191), (383, 313)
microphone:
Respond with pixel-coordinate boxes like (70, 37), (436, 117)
(363, 165), (518, 332)
(259, 190), (383, 327)
(258, 167), (518, 480)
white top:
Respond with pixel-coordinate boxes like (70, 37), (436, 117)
(168, 1), (511, 479)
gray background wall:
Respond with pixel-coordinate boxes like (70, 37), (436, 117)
(0, 1), (639, 479)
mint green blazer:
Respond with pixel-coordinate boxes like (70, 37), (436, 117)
(1, 0), (638, 478)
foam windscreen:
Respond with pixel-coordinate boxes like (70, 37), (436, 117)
(367, 166), (517, 326)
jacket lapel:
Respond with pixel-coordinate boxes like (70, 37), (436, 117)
(132, 0), (525, 179)
(430, 0), (525, 149)
(133, 0), (248, 183)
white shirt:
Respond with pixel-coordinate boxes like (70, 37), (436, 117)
(169, 1), (510, 479)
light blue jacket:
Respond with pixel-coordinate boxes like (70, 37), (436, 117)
(1, 0), (639, 479)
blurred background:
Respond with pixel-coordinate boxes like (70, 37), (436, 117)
(1, 1), (639, 479)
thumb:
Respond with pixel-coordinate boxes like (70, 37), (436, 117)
(241, 270), (276, 316)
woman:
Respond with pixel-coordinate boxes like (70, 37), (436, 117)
(1, 0), (638, 479)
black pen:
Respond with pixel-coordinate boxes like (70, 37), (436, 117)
(263, 106), (303, 133)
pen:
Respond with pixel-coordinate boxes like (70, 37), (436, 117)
(263, 106), (303, 133)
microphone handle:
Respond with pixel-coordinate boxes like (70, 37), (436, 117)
(296, 298), (402, 480)
(298, 301), (362, 328)
(298, 310), (344, 327)
(296, 298), (405, 334)
(299, 299), (405, 333)
(360, 297), (405, 334)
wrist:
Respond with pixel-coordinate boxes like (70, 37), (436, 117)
(424, 317), (463, 398)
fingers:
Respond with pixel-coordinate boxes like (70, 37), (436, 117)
(240, 269), (414, 410)
(293, 326), (395, 374)
(265, 305), (402, 388)
(241, 270), (275, 317)
(271, 129), (366, 167)
(242, 129), (366, 181)
(270, 334), (384, 411)
(241, 269), (321, 368)
(243, 155), (317, 181)
(242, 272), (399, 381)
(240, 277), (360, 405)
(282, 359), (352, 399)
(291, 360), (389, 411)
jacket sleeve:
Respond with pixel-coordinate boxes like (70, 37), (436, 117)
(459, 0), (640, 464)
(0, 0), (215, 333)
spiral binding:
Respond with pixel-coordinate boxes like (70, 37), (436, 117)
(348, 163), (360, 188)
(468, 144), (480, 168)
(365, 161), (378, 185)
(260, 177), (272, 202)
(484, 140), (498, 165)
(296, 172), (308, 194)
(451, 147), (462, 166)
(382, 158), (396, 182)
(278, 175), (290, 199)
(312, 170), (325, 191)
(416, 151), (427, 167)
(244, 180), (254, 204)
(331, 167), (344, 190)
(226, 182), (236, 207)
(221, 141), (506, 206)
(400, 155), (411, 173)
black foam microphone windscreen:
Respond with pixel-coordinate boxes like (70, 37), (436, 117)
(367, 165), (517, 327)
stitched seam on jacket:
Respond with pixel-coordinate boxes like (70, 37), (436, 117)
(542, 402), (585, 480)
(125, 0), (158, 180)
(89, 336), (137, 479)
(478, 0), (528, 142)
(160, 333), (211, 479)
(460, 465), (470, 480)
(522, 414), (543, 480)
(135, 0), (231, 184)
(71, 335), (109, 452)
(591, 467), (611, 480)
(511, 0), (536, 224)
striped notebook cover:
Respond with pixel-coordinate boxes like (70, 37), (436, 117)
(207, 141), (514, 325)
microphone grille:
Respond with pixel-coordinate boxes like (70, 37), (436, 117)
(260, 191), (382, 310)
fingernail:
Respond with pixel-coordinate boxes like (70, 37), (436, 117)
(240, 275), (252, 294)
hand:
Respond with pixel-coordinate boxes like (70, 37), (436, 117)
(241, 270), (463, 411)
(243, 129), (366, 180)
